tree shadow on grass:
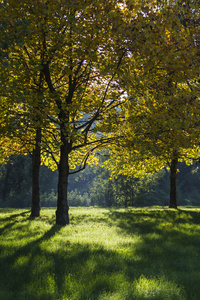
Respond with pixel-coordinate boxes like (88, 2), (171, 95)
(1, 208), (200, 299)
(0, 224), (62, 299)
(107, 208), (200, 234)
(0, 210), (31, 235)
(4, 240), (188, 300)
(106, 208), (200, 299)
(106, 209), (200, 253)
(0, 209), (30, 221)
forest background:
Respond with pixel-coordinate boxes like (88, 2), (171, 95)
(0, 154), (200, 209)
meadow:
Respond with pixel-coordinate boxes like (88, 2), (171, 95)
(0, 206), (200, 300)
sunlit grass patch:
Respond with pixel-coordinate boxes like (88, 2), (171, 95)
(132, 275), (184, 299)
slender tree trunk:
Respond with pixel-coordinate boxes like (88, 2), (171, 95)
(169, 152), (178, 209)
(30, 128), (42, 217)
(56, 130), (70, 225)
(3, 161), (12, 201)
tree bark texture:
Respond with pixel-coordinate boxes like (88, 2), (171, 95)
(31, 128), (42, 217)
(56, 129), (70, 225)
(169, 153), (178, 209)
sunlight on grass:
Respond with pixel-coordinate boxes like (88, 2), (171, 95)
(1, 207), (200, 299)
(132, 275), (183, 299)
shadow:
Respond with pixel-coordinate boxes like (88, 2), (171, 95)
(107, 208), (200, 236)
(1, 208), (200, 299)
(0, 224), (62, 299)
(107, 209), (200, 279)
(0, 210), (30, 236)
(1, 239), (189, 300)
(0, 210), (30, 222)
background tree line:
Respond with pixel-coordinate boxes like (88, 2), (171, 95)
(0, 154), (199, 209)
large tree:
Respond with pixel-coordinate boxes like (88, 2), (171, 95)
(0, 0), (136, 224)
(103, 0), (200, 208)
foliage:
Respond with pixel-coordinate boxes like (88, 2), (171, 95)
(1, 207), (200, 299)
(103, 0), (200, 178)
(0, 0), (138, 223)
(0, 1), (200, 219)
(0, 0), (130, 167)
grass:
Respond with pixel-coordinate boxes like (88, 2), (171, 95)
(1, 206), (200, 299)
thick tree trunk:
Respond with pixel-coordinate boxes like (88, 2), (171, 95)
(56, 131), (70, 225)
(30, 128), (41, 218)
(169, 153), (178, 209)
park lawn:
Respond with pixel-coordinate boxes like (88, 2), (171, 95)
(0, 207), (200, 300)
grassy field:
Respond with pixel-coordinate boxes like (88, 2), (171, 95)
(0, 206), (200, 300)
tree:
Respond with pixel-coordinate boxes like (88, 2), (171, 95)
(0, 5), (53, 217)
(1, 0), (137, 224)
(103, 0), (200, 208)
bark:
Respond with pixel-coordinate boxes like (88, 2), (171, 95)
(56, 130), (70, 225)
(30, 128), (42, 218)
(169, 153), (178, 209)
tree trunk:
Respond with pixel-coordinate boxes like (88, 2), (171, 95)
(30, 128), (41, 217)
(56, 130), (70, 225)
(169, 153), (178, 209)
(3, 161), (12, 201)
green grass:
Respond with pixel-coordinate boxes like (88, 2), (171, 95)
(1, 206), (200, 299)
